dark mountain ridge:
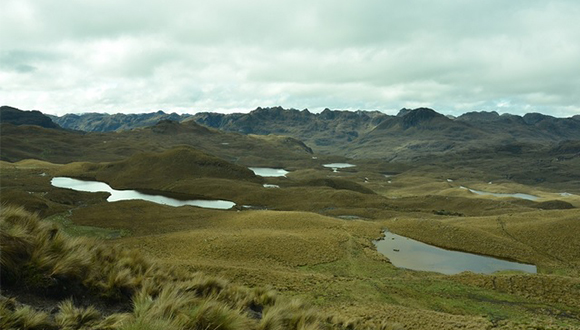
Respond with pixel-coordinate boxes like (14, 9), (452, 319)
(48, 110), (192, 132)
(6, 105), (580, 161)
(190, 107), (580, 160)
(3, 106), (579, 193)
(0, 105), (62, 129)
(0, 108), (313, 166)
(191, 106), (387, 151)
(43, 105), (579, 144)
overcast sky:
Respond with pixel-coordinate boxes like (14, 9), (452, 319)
(1, 1), (579, 117)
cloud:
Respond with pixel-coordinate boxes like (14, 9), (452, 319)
(1, 0), (579, 116)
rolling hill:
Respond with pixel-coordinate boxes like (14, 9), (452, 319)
(0, 107), (314, 167)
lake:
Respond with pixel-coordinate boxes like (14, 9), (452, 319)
(51, 177), (236, 209)
(374, 231), (537, 275)
(248, 167), (289, 177)
(322, 163), (356, 172)
(460, 186), (539, 201)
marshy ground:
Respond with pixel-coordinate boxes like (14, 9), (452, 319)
(2, 155), (580, 329)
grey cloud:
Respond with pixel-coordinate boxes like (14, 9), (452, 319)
(0, 49), (61, 73)
(1, 0), (579, 117)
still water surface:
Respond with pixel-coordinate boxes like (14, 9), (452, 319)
(249, 167), (289, 177)
(323, 163), (356, 172)
(322, 163), (356, 169)
(51, 177), (235, 209)
(461, 186), (539, 201)
(374, 231), (537, 275)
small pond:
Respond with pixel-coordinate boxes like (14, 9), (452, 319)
(374, 231), (537, 275)
(460, 186), (539, 201)
(51, 177), (235, 209)
(249, 167), (289, 177)
(323, 163), (356, 172)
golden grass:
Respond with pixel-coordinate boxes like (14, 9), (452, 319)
(0, 297), (55, 330)
(115, 210), (381, 271)
(0, 205), (152, 301)
(1, 205), (407, 330)
(383, 208), (580, 271)
(3, 158), (580, 329)
(54, 300), (102, 329)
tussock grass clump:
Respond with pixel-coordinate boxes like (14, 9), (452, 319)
(0, 205), (150, 301)
(259, 299), (320, 330)
(0, 297), (56, 330)
(1, 205), (396, 330)
(55, 300), (102, 329)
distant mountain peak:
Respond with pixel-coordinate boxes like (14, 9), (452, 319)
(49, 110), (192, 132)
(396, 108), (412, 117)
(0, 106), (62, 129)
(456, 111), (500, 122)
(523, 112), (554, 125)
(400, 108), (445, 129)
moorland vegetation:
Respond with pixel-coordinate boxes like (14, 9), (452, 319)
(1, 205), (401, 330)
(1, 106), (580, 329)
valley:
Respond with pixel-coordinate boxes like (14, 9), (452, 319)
(1, 106), (580, 329)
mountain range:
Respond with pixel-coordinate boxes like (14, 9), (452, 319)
(47, 110), (192, 132)
(3, 105), (580, 161)
(0, 106), (313, 166)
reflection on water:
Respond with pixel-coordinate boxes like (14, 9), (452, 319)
(374, 231), (537, 275)
(323, 163), (356, 168)
(322, 163), (356, 172)
(51, 177), (235, 209)
(248, 167), (289, 177)
(460, 186), (539, 201)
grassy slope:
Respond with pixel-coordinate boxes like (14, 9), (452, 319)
(2, 154), (580, 329)
(0, 121), (315, 168)
(55, 146), (262, 190)
(1, 205), (402, 330)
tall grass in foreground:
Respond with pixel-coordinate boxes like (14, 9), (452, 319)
(1, 205), (400, 330)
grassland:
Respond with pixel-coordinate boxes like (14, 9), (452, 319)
(1, 149), (580, 329)
(3, 205), (395, 330)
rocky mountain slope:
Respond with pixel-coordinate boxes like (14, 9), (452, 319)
(45, 106), (580, 157)
(9, 105), (580, 160)
(192, 107), (580, 160)
(48, 110), (192, 132)
(0, 106), (62, 129)
(192, 106), (387, 153)
(0, 108), (313, 167)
